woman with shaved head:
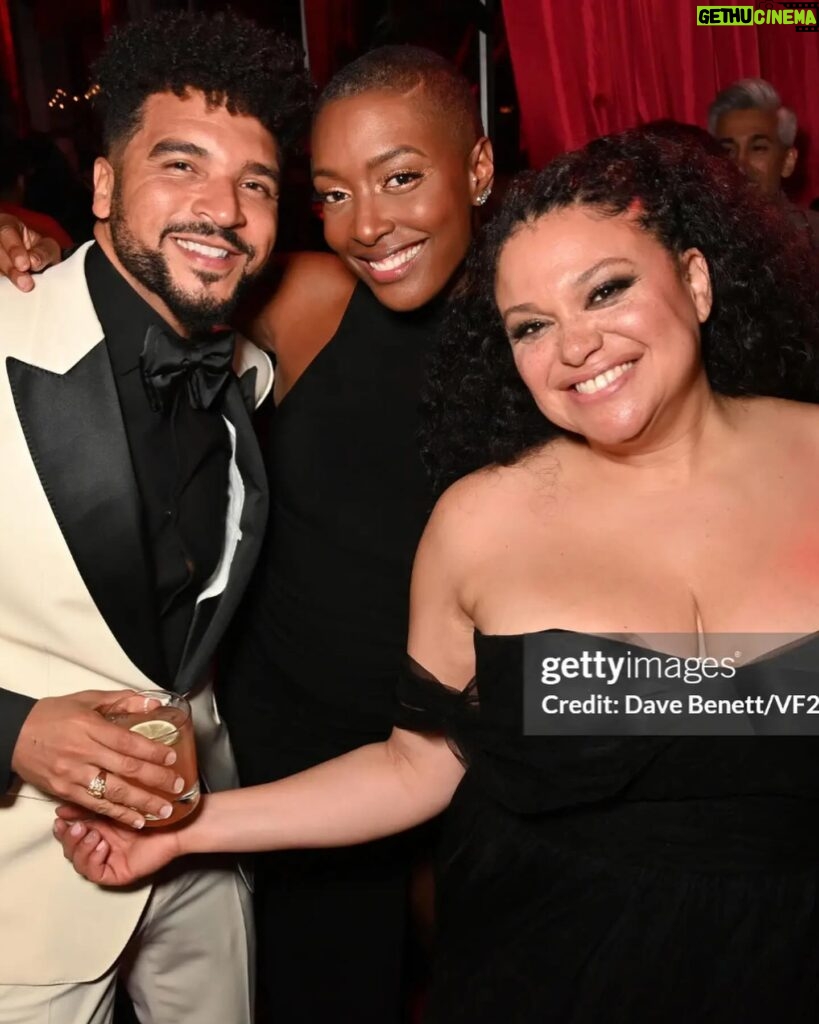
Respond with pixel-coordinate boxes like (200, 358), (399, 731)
(221, 46), (493, 1022)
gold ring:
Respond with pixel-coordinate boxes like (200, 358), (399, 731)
(87, 769), (108, 800)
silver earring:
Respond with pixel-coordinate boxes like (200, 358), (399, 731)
(475, 186), (492, 207)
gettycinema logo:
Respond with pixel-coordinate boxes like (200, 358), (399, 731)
(697, 3), (818, 28)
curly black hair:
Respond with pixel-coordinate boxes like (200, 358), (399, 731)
(421, 125), (819, 494)
(92, 10), (313, 157)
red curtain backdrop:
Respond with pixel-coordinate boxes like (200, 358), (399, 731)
(100, 0), (114, 38)
(0, 0), (22, 119)
(502, 0), (819, 203)
(302, 0), (358, 89)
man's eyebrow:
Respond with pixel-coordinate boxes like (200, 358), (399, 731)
(313, 145), (428, 180)
(147, 141), (279, 183)
(243, 161), (280, 185)
(148, 139), (208, 159)
(716, 132), (773, 144)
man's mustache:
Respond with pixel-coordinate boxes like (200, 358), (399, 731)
(160, 222), (255, 260)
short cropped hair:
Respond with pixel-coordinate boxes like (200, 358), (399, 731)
(316, 45), (483, 149)
(421, 126), (819, 492)
(708, 78), (797, 147)
(92, 10), (313, 157)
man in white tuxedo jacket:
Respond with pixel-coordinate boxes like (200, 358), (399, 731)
(0, 11), (310, 1023)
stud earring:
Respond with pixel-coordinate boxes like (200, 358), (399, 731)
(475, 186), (492, 207)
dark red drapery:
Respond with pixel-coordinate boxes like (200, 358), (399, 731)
(302, 0), (358, 89)
(100, 0), (114, 38)
(0, 0), (22, 122)
(502, 0), (819, 203)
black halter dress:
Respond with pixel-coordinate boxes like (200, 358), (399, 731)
(221, 281), (441, 1023)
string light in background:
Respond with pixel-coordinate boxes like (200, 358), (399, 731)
(47, 83), (100, 111)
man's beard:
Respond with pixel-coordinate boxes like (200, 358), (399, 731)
(109, 186), (259, 335)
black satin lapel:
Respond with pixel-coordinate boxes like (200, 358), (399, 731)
(175, 377), (268, 693)
(236, 366), (257, 414)
(7, 346), (166, 683)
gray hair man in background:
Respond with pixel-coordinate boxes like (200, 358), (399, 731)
(709, 77), (819, 248)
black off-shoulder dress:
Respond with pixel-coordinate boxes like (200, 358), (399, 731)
(397, 630), (819, 1023)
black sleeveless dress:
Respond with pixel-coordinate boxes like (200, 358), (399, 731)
(220, 282), (440, 1022)
(397, 630), (819, 1023)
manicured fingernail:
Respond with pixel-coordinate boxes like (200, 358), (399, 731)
(159, 804), (173, 819)
(83, 830), (99, 845)
(164, 751), (177, 766)
(18, 273), (33, 290)
(70, 823), (84, 837)
(95, 840), (107, 853)
(173, 777), (184, 794)
(30, 254), (42, 269)
(132, 817), (145, 830)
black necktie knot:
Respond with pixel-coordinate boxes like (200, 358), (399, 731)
(140, 324), (235, 413)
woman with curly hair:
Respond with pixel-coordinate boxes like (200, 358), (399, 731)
(58, 125), (819, 1020)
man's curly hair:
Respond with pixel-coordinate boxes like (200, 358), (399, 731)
(92, 10), (313, 157)
(421, 126), (819, 494)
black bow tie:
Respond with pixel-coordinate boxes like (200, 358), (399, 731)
(140, 324), (235, 413)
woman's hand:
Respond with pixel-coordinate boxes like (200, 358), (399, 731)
(0, 215), (62, 291)
(53, 806), (183, 886)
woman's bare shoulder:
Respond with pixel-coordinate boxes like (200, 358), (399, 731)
(741, 395), (819, 448)
(423, 456), (549, 551)
(248, 252), (358, 354)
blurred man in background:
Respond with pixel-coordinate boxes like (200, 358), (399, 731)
(709, 77), (819, 248)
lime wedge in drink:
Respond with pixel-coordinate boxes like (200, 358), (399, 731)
(130, 719), (179, 745)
